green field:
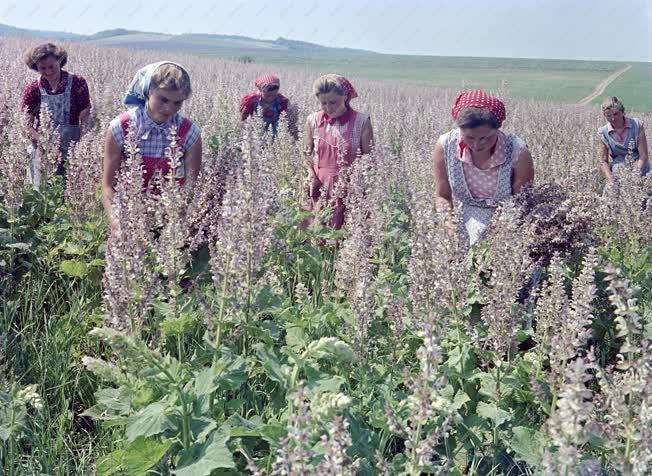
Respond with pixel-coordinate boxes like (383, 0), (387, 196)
(225, 52), (623, 104)
(592, 62), (652, 112)
(106, 38), (650, 108)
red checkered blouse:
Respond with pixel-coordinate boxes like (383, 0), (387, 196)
(21, 70), (91, 126)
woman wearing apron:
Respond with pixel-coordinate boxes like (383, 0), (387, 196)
(21, 43), (91, 183)
(598, 96), (649, 179)
(303, 74), (373, 229)
(240, 74), (297, 139)
(433, 90), (534, 247)
(102, 62), (202, 231)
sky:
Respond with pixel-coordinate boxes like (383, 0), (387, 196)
(1, 0), (651, 62)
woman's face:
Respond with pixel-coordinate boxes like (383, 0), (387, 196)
(261, 85), (279, 102)
(604, 108), (625, 127)
(460, 125), (499, 153)
(35, 56), (61, 80)
(318, 91), (347, 118)
(147, 88), (187, 124)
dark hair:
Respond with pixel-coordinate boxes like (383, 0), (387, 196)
(455, 107), (499, 129)
(24, 43), (68, 71)
(263, 84), (279, 92)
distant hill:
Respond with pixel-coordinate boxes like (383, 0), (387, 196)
(0, 23), (376, 56)
(0, 23), (83, 40)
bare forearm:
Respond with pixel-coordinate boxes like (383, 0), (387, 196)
(101, 187), (114, 217)
(435, 196), (453, 215)
(79, 108), (91, 132)
(601, 161), (612, 179)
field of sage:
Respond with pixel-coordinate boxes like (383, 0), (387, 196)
(1, 37), (651, 475)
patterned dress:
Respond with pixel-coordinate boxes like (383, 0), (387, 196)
(439, 128), (527, 246)
(305, 108), (369, 229)
(109, 105), (201, 190)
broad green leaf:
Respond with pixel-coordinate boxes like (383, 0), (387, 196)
(451, 391), (471, 410)
(510, 426), (548, 466)
(307, 375), (345, 394)
(82, 387), (133, 419)
(189, 416), (217, 443)
(285, 326), (307, 350)
(89, 258), (107, 267)
(125, 401), (176, 441)
(97, 437), (171, 476)
(59, 259), (88, 278)
(476, 401), (511, 427)
(192, 354), (247, 396)
(226, 414), (262, 437)
(260, 421), (286, 447)
(254, 343), (288, 387)
(63, 242), (84, 255)
(193, 366), (220, 396)
(5, 242), (31, 251)
(475, 372), (497, 399)
(173, 427), (236, 475)
(161, 313), (197, 337)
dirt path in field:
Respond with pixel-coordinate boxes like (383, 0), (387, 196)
(577, 64), (632, 106)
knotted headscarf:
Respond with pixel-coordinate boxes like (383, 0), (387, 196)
(451, 90), (506, 127)
(254, 74), (280, 91)
(123, 61), (188, 107)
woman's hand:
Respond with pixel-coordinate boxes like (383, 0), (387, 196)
(637, 158), (650, 174)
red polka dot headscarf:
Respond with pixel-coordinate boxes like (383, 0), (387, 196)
(255, 74), (280, 91)
(451, 90), (506, 127)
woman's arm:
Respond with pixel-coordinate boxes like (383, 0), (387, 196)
(303, 118), (315, 175)
(285, 101), (299, 140)
(433, 141), (454, 217)
(79, 107), (91, 133)
(512, 148), (535, 194)
(637, 124), (649, 168)
(184, 138), (202, 187)
(600, 141), (612, 179)
(102, 127), (123, 229)
(24, 111), (41, 142)
(360, 117), (374, 155)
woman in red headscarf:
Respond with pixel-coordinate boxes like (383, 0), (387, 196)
(432, 90), (534, 247)
(240, 74), (297, 138)
(303, 74), (373, 230)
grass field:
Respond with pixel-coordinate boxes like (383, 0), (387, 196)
(108, 39), (652, 108)
(592, 62), (652, 112)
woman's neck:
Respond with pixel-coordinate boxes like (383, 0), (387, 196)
(612, 117), (626, 129)
(44, 71), (62, 89)
(470, 150), (493, 169)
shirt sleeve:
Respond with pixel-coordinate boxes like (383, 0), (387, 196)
(21, 81), (40, 115)
(109, 115), (125, 148)
(597, 126), (610, 145)
(183, 122), (201, 153)
(73, 75), (91, 111)
(512, 136), (529, 164)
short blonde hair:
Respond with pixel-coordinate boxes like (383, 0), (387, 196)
(150, 63), (192, 98)
(601, 96), (625, 114)
(24, 43), (67, 71)
(313, 74), (345, 97)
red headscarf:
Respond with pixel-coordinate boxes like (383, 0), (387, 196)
(254, 74), (280, 91)
(451, 90), (506, 127)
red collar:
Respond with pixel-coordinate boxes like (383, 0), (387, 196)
(321, 107), (353, 126)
